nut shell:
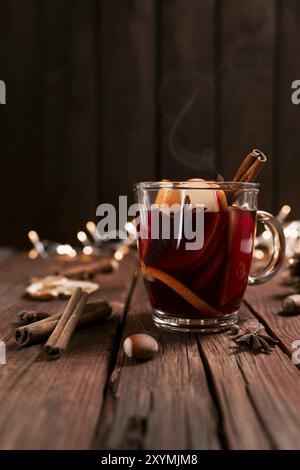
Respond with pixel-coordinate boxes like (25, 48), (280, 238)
(123, 334), (159, 360)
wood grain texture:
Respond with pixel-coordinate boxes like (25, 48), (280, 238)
(199, 301), (300, 449)
(245, 269), (300, 358)
(98, 0), (157, 208)
(1, 254), (300, 449)
(0, 254), (137, 449)
(95, 272), (300, 450)
(94, 276), (221, 450)
(160, 0), (216, 180)
(219, 0), (276, 211)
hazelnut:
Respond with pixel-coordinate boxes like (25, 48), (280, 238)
(123, 334), (159, 360)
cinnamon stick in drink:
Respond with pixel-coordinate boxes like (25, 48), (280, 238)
(233, 149), (267, 182)
(15, 301), (112, 346)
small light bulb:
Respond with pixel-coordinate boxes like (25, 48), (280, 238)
(83, 246), (94, 256)
(254, 249), (264, 260)
(282, 205), (291, 215)
(125, 221), (137, 239)
(77, 231), (87, 243)
(56, 245), (66, 255)
(86, 221), (96, 233)
(28, 248), (38, 260)
(28, 230), (39, 244)
(262, 230), (272, 241)
(64, 244), (73, 255)
(114, 251), (124, 261)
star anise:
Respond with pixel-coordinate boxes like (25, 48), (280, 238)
(232, 327), (279, 354)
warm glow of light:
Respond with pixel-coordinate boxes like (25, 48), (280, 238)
(118, 245), (129, 255)
(254, 249), (264, 260)
(125, 221), (137, 239)
(56, 245), (66, 255)
(69, 249), (77, 258)
(28, 230), (39, 244)
(114, 251), (124, 261)
(86, 221), (96, 233)
(77, 231), (87, 243)
(262, 230), (272, 241)
(277, 204), (292, 223)
(28, 248), (38, 260)
(284, 227), (299, 239)
(83, 246), (94, 256)
(282, 205), (291, 215)
(57, 244), (74, 255)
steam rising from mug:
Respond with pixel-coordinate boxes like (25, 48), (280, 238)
(168, 93), (215, 173)
(160, 69), (216, 176)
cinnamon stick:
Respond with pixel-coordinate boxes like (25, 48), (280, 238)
(17, 300), (110, 325)
(15, 301), (112, 346)
(47, 291), (88, 359)
(18, 310), (51, 324)
(58, 259), (116, 279)
(43, 287), (86, 359)
(45, 287), (82, 345)
(233, 149), (267, 182)
(16, 320), (58, 346)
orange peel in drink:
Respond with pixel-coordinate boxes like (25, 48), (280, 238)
(142, 265), (220, 317)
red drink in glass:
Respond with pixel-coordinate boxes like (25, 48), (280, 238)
(135, 181), (285, 332)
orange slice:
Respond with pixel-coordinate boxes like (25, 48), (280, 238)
(142, 265), (219, 317)
(155, 180), (182, 207)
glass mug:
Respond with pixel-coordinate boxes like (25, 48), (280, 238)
(134, 181), (285, 333)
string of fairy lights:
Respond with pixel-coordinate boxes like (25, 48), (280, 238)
(28, 220), (137, 262)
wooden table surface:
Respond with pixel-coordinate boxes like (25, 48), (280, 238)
(0, 253), (300, 450)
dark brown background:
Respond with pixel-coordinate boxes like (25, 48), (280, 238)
(0, 0), (299, 248)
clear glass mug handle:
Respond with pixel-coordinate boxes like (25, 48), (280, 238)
(248, 210), (286, 286)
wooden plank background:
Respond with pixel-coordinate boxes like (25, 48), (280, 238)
(0, 0), (300, 248)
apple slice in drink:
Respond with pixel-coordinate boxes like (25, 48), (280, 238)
(185, 178), (227, 212)
(155, 179), (226, 211)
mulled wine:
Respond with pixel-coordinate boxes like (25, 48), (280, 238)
(139, 207), (255, 318)
(135, 180), (285, 332)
